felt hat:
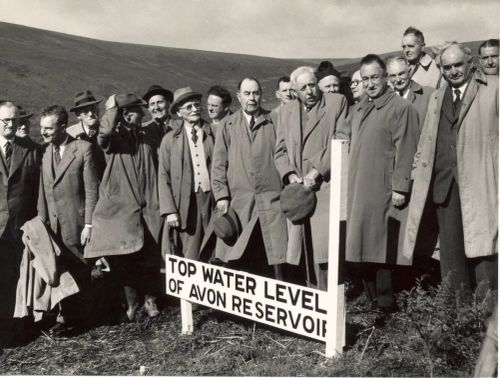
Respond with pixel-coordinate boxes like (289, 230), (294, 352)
(170, 87), (202, 114)
(280, 183), (317, 224)
(17, 105), (33, 120)
(213, 207), (242, 246)
(142, 85), (174, 104)
(315, 60), (341, 82)
(69, 90), (102, 112)
(115, 93), (147, 109)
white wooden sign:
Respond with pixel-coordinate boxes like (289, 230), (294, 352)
(165, 140), (348, 357)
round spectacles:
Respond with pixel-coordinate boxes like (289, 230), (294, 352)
(179, 103), (201, 112)
(0, 118), (17, 126)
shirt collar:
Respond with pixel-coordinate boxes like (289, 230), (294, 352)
(418, 52), (433, 68)
(0, 134), (10, 148)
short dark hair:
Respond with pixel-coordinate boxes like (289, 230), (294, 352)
(208, 85), (232, 107)
(479, 39), (499, 54)
(403, 26), (425, 44)
(360, 54), (387, 72)
(276, 76), (290, 89)
(40, 105), (68, 127)
(237, 77), (262, 92)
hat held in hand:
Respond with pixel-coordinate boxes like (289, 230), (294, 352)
(214, 207), (242, 246)
(280, 183), (317, 224)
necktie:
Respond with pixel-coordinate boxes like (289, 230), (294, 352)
(4, 141), (12, 169)
(453, 89), (462, 115)
(398, 90), (405, 97)
(191, 126), (198, 144)
(53, 145), (61, 166)
(249, 116), (255, 129)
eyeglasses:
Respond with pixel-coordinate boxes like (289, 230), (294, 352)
(349, 80), (362, 87)
(179, 103), (201, 112)
(0, 118), (17, 127)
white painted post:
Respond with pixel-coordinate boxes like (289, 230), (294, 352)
(325, 140), (348, 358)
(180, 300), (193, 335)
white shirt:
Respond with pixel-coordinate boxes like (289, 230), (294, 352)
(0, 135), (12, 158)
(452, 82), (468, 101)
(401, 87), (410, 100)
(53, 135), (68, 161)
(184, 123), (211, 193)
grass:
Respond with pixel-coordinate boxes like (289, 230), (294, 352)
(0, 275), (492, 376)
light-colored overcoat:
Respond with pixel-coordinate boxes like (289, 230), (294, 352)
(274, 93), (349, 265)
(403, 71), (498, 260)
(84, 108), (161, 258)
(346, 90), (420, 266)
(211, 109), (287, 265)
(405, 80), (433, 133)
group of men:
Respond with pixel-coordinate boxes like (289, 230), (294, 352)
(0, 26), (498, 344)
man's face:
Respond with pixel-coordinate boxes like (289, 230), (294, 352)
(402, 34), (424, 64)
(275, 81), (295, 104)
(207, 94), (227, 120)
(387, 60), (411, 92)
(361, 62), (387, 99)
(0, 104), (19, 140)
(295, 72), (320, 107)
(16, 120), (30, 138)
(76, 104), (100, 128)
(440, 46), (471, 88)
(147, 94), (169, 121)
(318, 75), (341, 94)
(122, 106), (144, 127)
(177, 100), (202, 123)
(237, 79), (261, 115)
(350, 70), (365, 101)
(40, 115), (65, 144)
(479, 46), (499, 75)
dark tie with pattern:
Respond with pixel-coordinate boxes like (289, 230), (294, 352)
(4, 141), (12, 170)
(53, 145), (61, 166)
(191, 126), (198, 144)
(453, 89), (462, 116)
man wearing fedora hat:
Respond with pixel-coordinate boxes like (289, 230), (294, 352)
(67, 90), (105, 179)
(159, 87), (215, 261)
(15, 105), (34, 140)
(274, 66), (349, 290)
(85, 93), (162, 321)
(211, 77), (287, 279)
(142, 85), (177, 150)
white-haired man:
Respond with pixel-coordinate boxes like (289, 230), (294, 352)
(274, 66), (349, 290)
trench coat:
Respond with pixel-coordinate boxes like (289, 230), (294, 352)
(404, 71), (498, 260)
(84, 108), (161, 258)
(405, 80), (433, 133)
(274, 93), (349, 265)
(211, 109), (287, 265)
(158, 120), (215, 257)
(346, 90), (420, 266)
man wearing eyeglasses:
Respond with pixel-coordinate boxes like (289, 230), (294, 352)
(346, 54), (419, 314)
(0, 101), (41, 344)
(349, 70), (365, 105)
(159, 87), (215, 261)
(387, 56), (433, 133)
(85, 93), (162, 321)
(401, 26), (443, 89)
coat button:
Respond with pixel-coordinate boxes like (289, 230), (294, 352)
(422, 162), (427, 168)
(451, 162), (456, 167)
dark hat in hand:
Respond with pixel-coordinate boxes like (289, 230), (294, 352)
(170, 87), (202, 114)
(280, 183), (317, 224)
(69, 90), (102, 112)
(143, 85), (174, 104)
(315, 60), (341, 82)
(115, 93), (147, 109)
(214, 207), (242, 246)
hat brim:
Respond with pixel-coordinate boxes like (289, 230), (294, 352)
(143, 89), (174, 104)
(69, 99), (102, 112)
(118, 99), (147, 110)
(19, 113), (33, 120)
(170, 93), (203, 114)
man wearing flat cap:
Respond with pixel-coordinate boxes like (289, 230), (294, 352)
(85, 93), (162, 321)
(142, 85), (177, 149)
(159, 87), (215, 261)
(316, 61), (342, 95)
(211, 77), (287, 279)
(15, 105), (34, 141)
(66, 90), (105, 179)
(274, 66), (349, 290)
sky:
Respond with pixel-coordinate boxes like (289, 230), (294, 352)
(0, 0), (498, 59)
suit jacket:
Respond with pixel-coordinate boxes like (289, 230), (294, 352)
(142, 117), (179, 150)
(158, 119), (214, 229)
(37, 136), (99, 250)
(0, 136), (41, 240)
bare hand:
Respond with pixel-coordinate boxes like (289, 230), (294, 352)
(288, 173), (303, 184)
(303, 168), (320, 188)
(81, 226), (92, 246)
(392, 191), (406, 207)
(166, 213), (180, 228)
(105, 94), (117, 110)
(217, 199), (229, 215)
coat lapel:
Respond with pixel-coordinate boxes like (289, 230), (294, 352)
(0, 149), (8, 185)
(201, 121), (214, 167)
(53, 142), (77, 186)
(440, 85), (455, 124)
(302, 97), (326, 144)
(42, 144), (54, 187)
(457, 73), (481, 130)
(8, 138), (29, 180)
